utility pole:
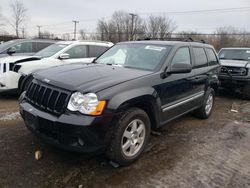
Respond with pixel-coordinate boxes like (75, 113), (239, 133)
(72, 20), (79, 40)
(129, 13), (137, 41)
(37, 25), (42, 38)
(21, 28), (25, 38)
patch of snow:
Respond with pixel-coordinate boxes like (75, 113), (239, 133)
(0, 112), (21, 121)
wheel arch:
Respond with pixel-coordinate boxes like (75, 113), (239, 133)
(107, 87), (161, 130)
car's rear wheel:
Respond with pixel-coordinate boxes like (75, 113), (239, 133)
(106, 108), (150, 166)
(242, 84), (250, 100)
(194, 88), (215, 119)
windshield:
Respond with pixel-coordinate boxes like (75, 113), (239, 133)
(34, 43), (68, 58)
(95, 43), (171, 71)
(219, 49), (250, 61)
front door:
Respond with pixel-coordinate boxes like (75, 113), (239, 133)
(157, 46), (197, 124)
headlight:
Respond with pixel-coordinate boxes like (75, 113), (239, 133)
(67, 92), (106, 115)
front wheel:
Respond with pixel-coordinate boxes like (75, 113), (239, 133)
(106, 108), (151, 166)
(194, 88), (215, 119)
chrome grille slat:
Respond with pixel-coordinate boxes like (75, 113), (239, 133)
(25, 80), (70, 115)
(221, 66), (248, 76)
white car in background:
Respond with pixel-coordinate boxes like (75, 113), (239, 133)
(0, 40), (113, 93)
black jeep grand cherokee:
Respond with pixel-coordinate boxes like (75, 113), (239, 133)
(19, 40), (220, 165)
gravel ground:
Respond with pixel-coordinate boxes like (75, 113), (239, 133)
(0, 91), (250, 188)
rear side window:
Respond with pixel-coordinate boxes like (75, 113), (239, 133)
(33, 42), (53, 52)
(65, 45), (87, 59)
(193, 47), (208, 68)
(89, 45), (108, 57)
(171, 47), (191, 65)
(206, 48), (219, 66)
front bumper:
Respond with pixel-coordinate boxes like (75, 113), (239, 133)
(19, 101), (114, 153)
(218, 74), (250, 88)
(0, 71), (20, 93)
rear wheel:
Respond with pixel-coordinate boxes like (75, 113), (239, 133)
(242, 84), (250, 100)
(106, 108), (151, 166)
(194, 88), (215, 119)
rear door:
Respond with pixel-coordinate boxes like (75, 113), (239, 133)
(191, 46), (209, 103)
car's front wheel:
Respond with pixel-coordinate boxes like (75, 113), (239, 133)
(106, 108), (151, 166)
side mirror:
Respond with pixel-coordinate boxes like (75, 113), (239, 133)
(7, 47), (16, 55)
(167, 62), (192, 74)
(58, 53), (70, 60)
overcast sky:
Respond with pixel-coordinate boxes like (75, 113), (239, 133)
(1, 0), (250, 37)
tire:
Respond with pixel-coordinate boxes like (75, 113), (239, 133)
(242, 84), (250, 100)
(106, 107), (151, 166)
(194, 88), (215, 119)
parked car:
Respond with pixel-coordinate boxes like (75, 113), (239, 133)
(0, 39), (55, 58)
(218, 47), (250, 99)
(19, 40), (220, 166)
(0, 40), (113, 93)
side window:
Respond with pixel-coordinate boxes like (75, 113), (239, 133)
(89, 45), (108, 57)
(206, 48), (219, 66)
(193, 47), (208, 68)
(65, 45), (87, 59)
(12, 42), (32, 53)
(171, 47), (191, 65)
(33, 42), (53, 52)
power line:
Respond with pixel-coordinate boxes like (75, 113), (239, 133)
(139, 6), (250, 15)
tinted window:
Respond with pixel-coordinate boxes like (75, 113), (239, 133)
(89, 45), (108, 57)
(65, 45), (87, 59)
(33, 42), (53, 52)
(193, 47), (208, 68)
(171, 47), (191, 65)
(12, 42), (32, 53)
(206, 48), (218, 66)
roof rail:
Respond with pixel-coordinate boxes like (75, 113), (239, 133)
(137, 37), (207, 44)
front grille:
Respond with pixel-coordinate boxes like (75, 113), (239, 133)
(26, 79), (70, 115)
(220, 66), (248, 76)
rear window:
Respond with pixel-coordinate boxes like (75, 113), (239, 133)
(193, 47), (208, 68)
(206, 48), (219, 66)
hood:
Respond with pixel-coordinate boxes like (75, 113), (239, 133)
(18, 58), (60, 74)
(34, 63), (152, 92)
(0, 55), (33, 64)
(220, 59), (249, 67)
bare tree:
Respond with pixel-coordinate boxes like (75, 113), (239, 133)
(9, 0), (27, 37)
(0, 6), (6, 31)
(146, 16), (177, 39)
(61, 33), (71, 41)
(79, 29), (87, 40)
(40, 31), (55, 39)
(111, 11), (130, 41)
(97, 11), (146, 42)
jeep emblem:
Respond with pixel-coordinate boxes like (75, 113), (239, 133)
(43, 78), (50, 83)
